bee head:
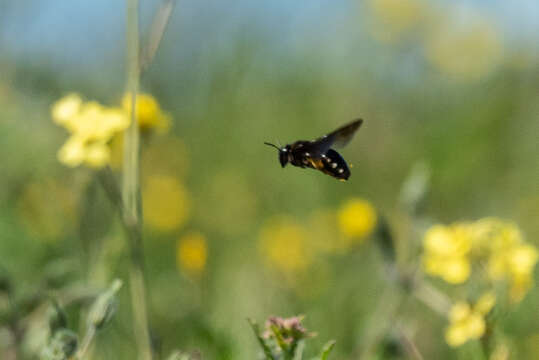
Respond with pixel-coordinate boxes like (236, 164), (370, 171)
(264, 142), (289, 168)
(279, 146), (291, 167)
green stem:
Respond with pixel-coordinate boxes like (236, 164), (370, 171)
(124, 1), (152, 359)
(75, 326), (96, 360)
(357, 283), (403, 358)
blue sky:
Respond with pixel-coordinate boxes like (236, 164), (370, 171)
(1, 0), (537, 70)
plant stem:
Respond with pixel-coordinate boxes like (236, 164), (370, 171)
(76, 326), (96, 360)
(357, 283), (403, 358)
(124, 0), (152, 359)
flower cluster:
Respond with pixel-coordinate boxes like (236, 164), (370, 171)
(249, 316), (334, 360)
(52, 92), (171, 169)
(445, 292), (496, 347)
(263, 316), (314, 345)
(422, 223), (472, 284)
(52, 94), (129, 168)
(477, 218), (538, 302)
(422, 218), (538, 302)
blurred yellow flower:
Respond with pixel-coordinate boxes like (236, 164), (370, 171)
(476, 218), (538, 302)
(142, 175), (190, 231)
(422, 223), (472, 284)
(445, 292), (495, 347)
(176, 232), (207, 275)
(259, 216), (313, 274)
(468, 218), (520, 257)
(337, 198), (377, 241)
(425, 13), (502, 81)
(508, 244), (538, 277)
(57, 136), (87, 167)
(52, 94), (129, 168)
(122, 92), (171, 132)
(56, 101), (128, 141)
(474, 291), (496, 315)
(368, 0), (430, 43)
(478, 218), (522, 254)
(505, 244), (538, 302)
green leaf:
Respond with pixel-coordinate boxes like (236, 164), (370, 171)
(318, 340), (336, 360)
(270, 323), (291, 357)
(47, 300), (68, 334)
(166, 350), (193, 360)
(40, 329), (78, 360)
(248, 318), (275, 360)
(87, 279), (123, 330)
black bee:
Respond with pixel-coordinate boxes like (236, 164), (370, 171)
(264, 119), (363, 181)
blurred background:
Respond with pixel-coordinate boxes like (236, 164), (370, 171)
(0, 0), (538, 359)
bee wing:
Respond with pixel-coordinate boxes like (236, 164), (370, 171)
(310, 119), (363, 155)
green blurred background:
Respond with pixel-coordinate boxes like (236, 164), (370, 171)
(0, 0), (538, 359)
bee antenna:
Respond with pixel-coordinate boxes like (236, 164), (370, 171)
(264, 142), (281, 150)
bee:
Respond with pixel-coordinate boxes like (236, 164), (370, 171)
(264, 119), (363, 181)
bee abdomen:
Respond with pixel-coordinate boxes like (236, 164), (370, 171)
(321, 149), (350, 180)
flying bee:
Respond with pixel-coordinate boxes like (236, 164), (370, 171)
(264, 119), (363, 181)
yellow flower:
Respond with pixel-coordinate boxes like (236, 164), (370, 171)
(507, 244), (538, 302)
(60, 101), (128, 141)
(424, 224), (471, 257)
(142, 175), (190, 231)
(474, 292), (496, 315)
(51, 93), (82, 125)
(176, 232), (207, 275)
(52, 94), (129, 168)
(337, 198), (377, 241)
(508, 244), (539, 277)
(468, 218), (520, 257)
(57, 136), (87, 167)
(485, 219), (522, 253)
(85, 142), (111, 168)
(259, 216), (313, 274)
(122, 93), (171, 132)
(422, 223), (472, 284)
(425, 13), (502, 81)
(475, 218), (539, 302)
(445, 292), (496, 347)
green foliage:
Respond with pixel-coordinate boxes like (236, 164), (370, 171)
(0, 1), (538, 359)
(41, 329), (78, 360)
